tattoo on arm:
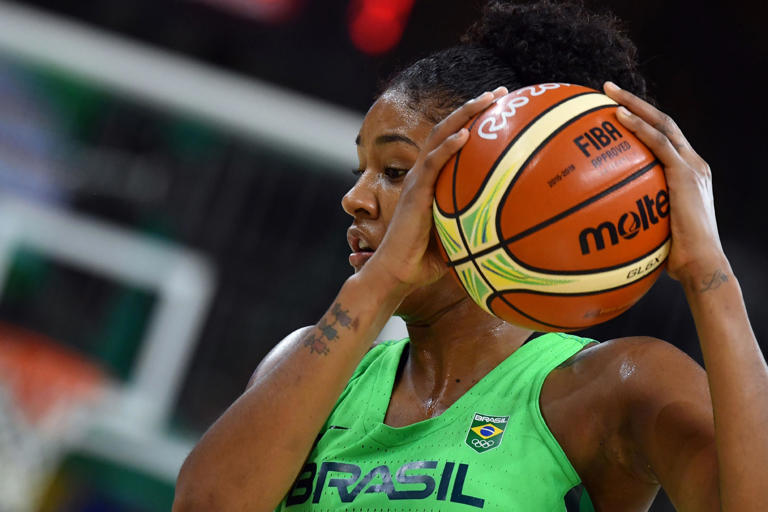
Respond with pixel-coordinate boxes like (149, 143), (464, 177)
(303, 302), (359, 355)
(303, 332), (330, 355)
(701, 269), (729, 292)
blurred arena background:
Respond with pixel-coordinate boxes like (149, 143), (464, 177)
(0, 0), (764, 511)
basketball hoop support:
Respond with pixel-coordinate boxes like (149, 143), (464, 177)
(0, 193), (216, 431)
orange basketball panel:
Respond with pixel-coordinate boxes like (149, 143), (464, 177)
(503, 165), (669, 272)
(435, 152), (458, 213)
(496, 109), (657, 238)
(436, 84), (599, 214)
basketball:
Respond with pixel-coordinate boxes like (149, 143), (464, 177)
(433, 83), (670, 331)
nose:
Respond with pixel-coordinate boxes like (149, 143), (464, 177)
(342, 171), (379, 219)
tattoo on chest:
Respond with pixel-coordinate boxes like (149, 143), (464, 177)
(701, 269), (728, 292)
(304, 302), (360, 355)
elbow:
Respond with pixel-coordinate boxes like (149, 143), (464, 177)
(172, 489), (201, 512)
(172, 493), (220, 512)
(173, 488), (234, 512)
(173, 486), (273, 512)
(173, 462), (203, 512)
(171, 493), (199, 512)
(174, 455), (275, 512)
(173, 454), (222, 512)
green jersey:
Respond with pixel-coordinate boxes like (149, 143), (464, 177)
(277, 332), (596, 511)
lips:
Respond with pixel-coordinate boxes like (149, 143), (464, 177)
(347, 227), (377, 270)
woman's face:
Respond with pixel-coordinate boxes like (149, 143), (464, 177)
(343, 89), (434, 272)
(343, 90), (465, 317)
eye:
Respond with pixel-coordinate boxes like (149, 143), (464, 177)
(383, 167), (409, 180)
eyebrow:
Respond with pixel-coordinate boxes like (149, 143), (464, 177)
(355, 133), (420, 149)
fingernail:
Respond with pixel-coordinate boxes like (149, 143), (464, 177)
(605, 81), (620, 92)
(617, 106), (632, 117)
(494, 86), (508, 94)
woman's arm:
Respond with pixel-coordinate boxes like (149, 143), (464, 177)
(678, 257), (767, 509)
(605, 81), (768, 510)
(172, 88), (508, 512)
(173, 266), (407, 511)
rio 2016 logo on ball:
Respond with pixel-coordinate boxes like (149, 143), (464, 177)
(433, 83), (669, 331)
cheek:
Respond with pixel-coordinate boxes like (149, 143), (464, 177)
(378, 180), (404, 223)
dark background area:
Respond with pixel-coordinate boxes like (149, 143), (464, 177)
(3, 1), (766, 510)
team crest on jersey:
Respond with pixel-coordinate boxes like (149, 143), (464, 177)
(465, 412), (509, 453)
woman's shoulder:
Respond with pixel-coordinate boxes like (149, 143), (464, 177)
(548, 335), (709, 424)
(251, 327), (406, 388)
(541, 335), (712, 503)
(555, 335), (705, 390)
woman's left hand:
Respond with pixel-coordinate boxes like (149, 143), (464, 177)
(603, 81), (726, 283)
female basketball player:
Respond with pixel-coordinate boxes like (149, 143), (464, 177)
(174, 1), (767, 510)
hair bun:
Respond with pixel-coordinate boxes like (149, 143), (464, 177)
(462, 0), (647, 97)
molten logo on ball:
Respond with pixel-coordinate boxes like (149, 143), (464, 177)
(579, 189), (670, 255)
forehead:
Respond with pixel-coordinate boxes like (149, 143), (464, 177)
(357, 90), (434, 146)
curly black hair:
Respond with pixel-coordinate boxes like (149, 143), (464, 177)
(383, 0), (647, 123)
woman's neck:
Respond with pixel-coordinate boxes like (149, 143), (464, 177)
(397, 291), (532, 416)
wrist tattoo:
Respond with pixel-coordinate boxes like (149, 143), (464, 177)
(304, 302), (359, 355)
(700, 269), (729, 292)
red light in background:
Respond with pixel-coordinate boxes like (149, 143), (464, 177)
(348, 0), (415, 55)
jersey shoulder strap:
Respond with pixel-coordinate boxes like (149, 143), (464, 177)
(324, 337), (407, 426)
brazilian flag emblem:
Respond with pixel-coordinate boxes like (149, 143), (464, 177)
(465, 412), (509, 453)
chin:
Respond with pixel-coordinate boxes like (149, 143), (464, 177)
(395, 275), (467, 321)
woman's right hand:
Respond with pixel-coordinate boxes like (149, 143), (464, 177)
(366, 87), (508, 293)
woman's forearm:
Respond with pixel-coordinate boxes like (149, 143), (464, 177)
(173, 266), (407, 511)
(681, 257), (768, 510)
